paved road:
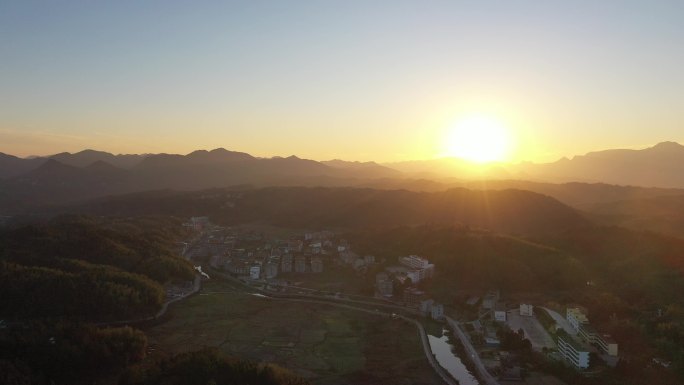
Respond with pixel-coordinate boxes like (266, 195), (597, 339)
(446, 315), (499, 385)
(507, 309), (556, 351)
(155, 275), (201, 318)
(97, 275), (201, 327)
(542, 307), (576, 335)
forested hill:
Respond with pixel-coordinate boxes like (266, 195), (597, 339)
(72, 186), (590, 235)
(0, 216), (308, 385)
(0, 215), (195, 320)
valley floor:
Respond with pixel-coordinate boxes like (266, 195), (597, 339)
(146, 280), (443, 385)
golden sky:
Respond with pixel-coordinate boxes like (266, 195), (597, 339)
(1, 1), (683, 163)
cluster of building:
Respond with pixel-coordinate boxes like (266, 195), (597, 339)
(403, 287), (444, 320)
(467, 289), (509, 346)
(397, 255), (435, 284)
(209, 236), (329, 280)
(338, 250), (376, 271)
(182, 220), (332, 281)
(558, 307), (619, 370)
(374, 255), (435, 299)
(191, 222), (386, 282)
(373, 255), (443, 320)
(481, 289), (510, 323)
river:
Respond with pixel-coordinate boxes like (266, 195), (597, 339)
(428, 329), (479, 385)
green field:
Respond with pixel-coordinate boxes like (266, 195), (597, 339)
(147, 280), (441, 384)
(278, 265), (371, 295)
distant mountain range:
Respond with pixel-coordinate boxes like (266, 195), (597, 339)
(386, 141), (684, 188)
(2, 142), (684, 212)
(511, 141), (684, 188)
(0, 148), (402, 211)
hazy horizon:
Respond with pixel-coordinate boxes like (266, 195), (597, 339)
(3, 140), (682, 166)
(3, 1), (684, 162)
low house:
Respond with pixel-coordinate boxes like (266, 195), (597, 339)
(520, 303), (534, 317)
(494, 303), (507, 322)
(265, 261), (279, 279)
(566, 307), (589, 332)
(404, 287), (427, 309)
(249, 265), (261, 280)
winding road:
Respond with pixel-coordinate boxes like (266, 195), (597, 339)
(96, 275), (201, 327)
(446, 316), (499, 385)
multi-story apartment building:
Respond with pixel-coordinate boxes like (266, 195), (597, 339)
(558, 330), (590, 369)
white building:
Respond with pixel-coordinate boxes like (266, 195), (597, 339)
(404, 265), (434, 284)
(579, 324), (619, 357)
(558, 332), (590, 369)
(265, 261), (279, 279)
(494, 304), (507, 322)
(249, 265), (261, 280)
(567, 308), (589, 332)
(520, 304), (534, 317)
(596, 334), (619, 357)
(399, 255), (431, 269)
(406, 270), (421, 284)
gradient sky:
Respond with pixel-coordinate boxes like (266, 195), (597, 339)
(1, 1), (683, 162)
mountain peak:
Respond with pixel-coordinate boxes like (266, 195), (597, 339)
(652, 141), (683, 150)
(209, 148), (229, 154)
(76, 149), (113, 156)
(187, 148), (254, 161)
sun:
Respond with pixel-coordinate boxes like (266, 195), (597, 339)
(443, 115), (512, 163)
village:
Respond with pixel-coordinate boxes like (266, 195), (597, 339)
(182, 217), (622, 383)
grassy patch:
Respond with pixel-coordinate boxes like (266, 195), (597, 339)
(146, 280), (437, 384)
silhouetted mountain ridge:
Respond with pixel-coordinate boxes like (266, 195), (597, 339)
(4, 142), (684, 212)
(70, 186), (590, 235)
(385, 141), (684, 188)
